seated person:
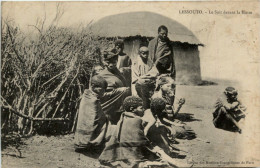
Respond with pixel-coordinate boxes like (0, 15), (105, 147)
(99, 96), (156, 167)
(132, 46), (153, 96)
(151, 77), (196, 140)
(152, 75), (177, 118)
(147, 98), (195, 142)
(213, 87), (246, 133)
(99, 50), (127, 91)
(145, 98), (175, 156)
(99, 50), (131, 125)
(74, 75), (108, 154)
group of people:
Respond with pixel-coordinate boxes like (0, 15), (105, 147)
(74, 25), (247, 167)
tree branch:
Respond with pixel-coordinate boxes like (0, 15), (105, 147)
(1, 96), (69, 122)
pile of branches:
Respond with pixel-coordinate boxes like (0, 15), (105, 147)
(1, 21), (112, 135)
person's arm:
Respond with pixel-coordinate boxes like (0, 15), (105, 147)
(144, 120), (155, 136)
(223, 101), (239, 110)
(131, 63), (141, 84)
(221, 106), (242, 133)
(172, 98), (185, 117)
(145, 66), (159, 78)
(161, 118), (183, 127)
(215, 95), (239, 111)
(142, 109), (156, 136)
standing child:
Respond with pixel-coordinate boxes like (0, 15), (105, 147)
(74, 75), (108, 154)
(114, 39), (132, 87)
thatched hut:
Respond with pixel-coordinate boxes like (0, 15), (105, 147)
(90, 12), (203, 84)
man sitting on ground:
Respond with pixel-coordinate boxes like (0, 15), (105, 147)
(213, 87), (246, 133)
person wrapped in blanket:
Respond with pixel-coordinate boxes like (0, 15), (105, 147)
(213, 87), (246, 133)
(74, 75), (108, 155)
(98, 50), (131, 125)
(99, 96), (158, 167)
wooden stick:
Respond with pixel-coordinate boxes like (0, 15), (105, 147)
(33, 117), (69, 121)
(1, 97), (69, 122)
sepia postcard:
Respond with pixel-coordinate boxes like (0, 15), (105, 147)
(1, 1), (260, 167)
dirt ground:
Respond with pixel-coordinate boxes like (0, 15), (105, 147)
(2, 79), (260, 168)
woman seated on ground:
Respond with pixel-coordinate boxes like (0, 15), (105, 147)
(99, 50), (127, 91)
(98, 50), (131, 125)
(74, 75), (108, 155)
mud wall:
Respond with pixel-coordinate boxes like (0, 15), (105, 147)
(123, 38), (202, 85)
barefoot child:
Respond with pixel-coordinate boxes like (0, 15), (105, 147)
(74, 75), (108, 154)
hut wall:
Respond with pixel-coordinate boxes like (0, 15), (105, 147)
(173, 42), (202, 84)
(123, 37), (150, 62)
(122, 38), (202, 85)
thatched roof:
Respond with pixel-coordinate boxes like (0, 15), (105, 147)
(90, 11), (202, 45)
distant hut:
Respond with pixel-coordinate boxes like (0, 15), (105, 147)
(90, 12), (203, 85)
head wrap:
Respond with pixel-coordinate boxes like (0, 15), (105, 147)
(224, 87), (238, 95)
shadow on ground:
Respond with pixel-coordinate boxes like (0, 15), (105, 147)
(197, 80), (218, 86)
(175, 113), (202, 122)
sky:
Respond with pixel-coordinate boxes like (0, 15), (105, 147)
(2, 1), (260, 89)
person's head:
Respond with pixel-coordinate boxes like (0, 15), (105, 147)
(158, 25), (168, 42)
(224, 87), (238, 102)
(90, 75), (108, 97)
(139, 46), (149, 61)
(156, 76), (175, 97)
(115, 39), (124, 54)
(103, 50), (118, 71)
(92, 65), (104, 76)
(150, 98), (166, 117)
(123, 96), (144, 116)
